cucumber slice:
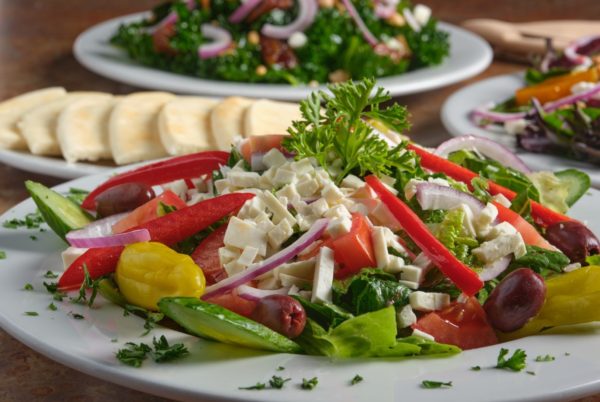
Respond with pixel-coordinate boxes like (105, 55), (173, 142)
(25, 181), (92, 242)
(158, 297), (302, 353)
(554, 169), (591, 207)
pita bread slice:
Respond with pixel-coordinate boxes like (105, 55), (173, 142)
(109, 92), (175, 165)
(57, 95), (117, 163)
(209, 97), (254, 149)
(243, 99), (301, 137)
(158, 96), (219, 155)
(0, 87), (66, 150)
(19, 92), (110, 156)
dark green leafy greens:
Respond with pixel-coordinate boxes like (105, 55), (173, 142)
(116, 336), (189, 367)
(508, 246), (570, 278)
(293, 295), (353, 329)
(534, 354), (555, 362)
(351, 374), (364, 385)
(301, 377), (318, 390)
(496, 348), (527, 372)
(421, 380), (452, 389)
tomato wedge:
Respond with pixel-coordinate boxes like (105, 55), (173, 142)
(112, 190), (187, 234)
(413, 297), (498, 350)
(239, 134), (288, 162)
(191, 224), (228, 285)
(330, 213), (377, 279)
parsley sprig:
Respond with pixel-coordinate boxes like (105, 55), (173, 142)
(116, 335), (189, 367)
(283, 78), (415, 184)
(421, 380), (452, 389)
(496, 348), (527, 372)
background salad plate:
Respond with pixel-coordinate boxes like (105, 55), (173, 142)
(1, 170), (600, 402)
(74, 13), (492, 101)
(441, 73), (600, 187)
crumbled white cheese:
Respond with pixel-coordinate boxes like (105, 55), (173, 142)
(218, 246), (239, 267)
(262, 148), (287, 168)
(399, 265), (423, 283)
(326, 216), (353, 238)
(311, 247), (335, 303)
(61, 247), (88, 271)
(372, 227), (390, 269)
(290, 158), (314, 175)
(398, 280), (420, 290)
(227, 171), (260, 188)
(224, 260), (245, 276)
(238, 246), (259, 266)
(413, 4), (432, 25)
(296, 176), (320, 197)
(162, 179), (189, 200)
(322, 182), (345, 205)
(237, 197), (266, 220)
(288, 31), (308, 48)
(504, 119), (528, 136)
(472, 232), (527, 263)
(273, 167), (296, 186)
(280, 273), (312, 288)
(409, 291), (451, 312)
(224, 216), (267, 256)
(277, 258), (316, 280)
(492, 194), (512, 208)
(268, 218), (294, 249)
(324, 204), (352, 220)
(260, 190), (296, 225)
(412, 328), (435, 341)
(310, 198), (330, 217)
(396, 304), (417, 329)
(276, 184), (302, 204)
(341, 174), (365, 189)
(385, 255), (406, 274)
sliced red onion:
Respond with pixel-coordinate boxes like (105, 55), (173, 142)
(202, 218), (329, 299)
(198, 24), (232, 59)
(472, 82), (600, 125)
(435, 135), (531, 174)
(237, 284), (290, 301)
(563, 35), (598, 69)
(479, 255), (511, 281)
(250, 152), (267, 171)
(374, 3), (395, 18)
(261, 0), (318, 40)
(402, 8), (421, 32)
(415, 182), (486, 216)
(66, 213), (150, 248)
(229, 0), (263, 23)
(341, 0), (379, 46)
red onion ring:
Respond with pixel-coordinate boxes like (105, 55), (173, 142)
(563, 35), (599, 69)
(341, 0), (379, 46)
(66, 213), (151, 248)
(202, 218), (329, 299)
(229, 0), (263, 23)
(237, 284), (290, 301)
(435, 135), (531, 174)
(261, 0), (318, 39)
(198, 24), (233, 59)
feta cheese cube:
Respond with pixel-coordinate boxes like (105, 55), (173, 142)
(504, 119), (528, 136)
(260, 190), (296, 225)
(254, 211), (276, 232)
(412, 328), (435, 341)
(162, 179), (188, 200)
(398, 280), (420, 290)
(268, 219), (294, 249)
(384, 255), (406, 274)
(341, 174), (364, 189)
(238, 246), (259, 266)
(288, 284), (301, 296)
(326, 216), (353, 238)
(224, 216), (267, 256)
(456, 204), (476, 238)
(413, 4), (431, 25)
(311, 246), (335, 303)
(398, 265), (423, 283)
(310, 198), (329, 217)
(224, 260), (245, 276)
(262, 148), (287, 168)
(280, 273), (312, 288)
(322, 182), (345, 205)
(257, 276), (280, 290)
(277, 258), (316, 280)
(492, 194), (512, 208)
(403, 179), (425, 200)
(237, 197), (265, 220)
(413, 252), (433, 270)
(214, 179), (231, 194)
(372, 227), (390, 269)
(276, 184), (301, 203)
(370, 201), (402, 232)
(475, 203), (499, 236)
(273, 168), (296, 186)
(409, 291), (451, 312)
(296, 178), (320, 198)
(324, 204), (351, 220)
(290, 158), (314, 175)
(186, 192), (213, 206)
(396, 304), (417, 329)
(485, 221), (517, 239)
(297, 214), (317, 232)
(61, 247), (88, 270)
(218, 246), (239, 266)
(472, 232), (527, 263)
(227, 171), (260, 188)
(258, 168), (276, 189)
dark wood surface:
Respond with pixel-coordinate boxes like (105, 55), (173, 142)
(1, 1), (599, 401)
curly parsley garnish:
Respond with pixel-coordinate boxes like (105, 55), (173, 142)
(421, 380), (452, 389)
(24, 311), (39, 316)
(283, 78), (415, 184)
(152, 335), (190, 363)
(496, 348), (527, 372)
(116, 342), (152, 368)
(116, 336), (188, 368)
(534, 354), (555, 362)
(351, 374), (364, 385)
(23, 283), (34, 291)
(301, 377), (318, 390)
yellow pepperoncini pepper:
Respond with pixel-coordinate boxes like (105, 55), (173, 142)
(116, 242), (205, 311)
(502, 265), (600, 340)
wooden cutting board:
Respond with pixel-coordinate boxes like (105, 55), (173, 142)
(463, 19), (600, 56)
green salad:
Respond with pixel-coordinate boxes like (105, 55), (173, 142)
(111, 0), (449, 84)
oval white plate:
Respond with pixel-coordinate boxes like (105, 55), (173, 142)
(441, 73), (600, 187)
(74, 13), (492, 101)
(2, 170), (600, 402)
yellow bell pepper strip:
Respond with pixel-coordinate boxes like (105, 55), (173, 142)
(365, 175), (483, 296)
(116, 242), (206, 311)
(515, 66), (599, 106)
(501, 265), (600, 340)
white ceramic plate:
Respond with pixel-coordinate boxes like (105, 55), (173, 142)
(2, 171), (600, 402)
(441, 73), (600, 187)
(73, 13), (492, 101)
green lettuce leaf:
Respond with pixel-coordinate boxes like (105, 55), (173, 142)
(435, 209), (479, 265)
(508, 245), (570, 278)
(293, 296), (353, 330)
(333, 269), (411, 315)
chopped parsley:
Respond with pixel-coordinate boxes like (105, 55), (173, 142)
(24, 311), (39, 316)
(69, 312), (85, 320)
(565, 352), (571, 356)
(276, 366), (285, 371)
(421, 380), (453, 389)
(66, 188), (89, 205)
(470, 366), (481, 371)
(123, 304), (165, 336)
(71, 264), (100, 307)
(526, 371), (536, 376)
(43, 281), (67, 301)
(534, 354), (555, 362)
(152, 335), (189, 363)
(29, 235), (37, 241)
(496, 348), (527, 372)
(351, 374), (364, 385)
(301, 377), (318, 390)
(48, 303), (57, 311)
(238, 382), (267, 391)
(43, 270), (58, 279)
(23, 283), (34, 291)
(269, 376), (291, 389)
(115, 336), (188, 368)
(3, 211), (44, 229)
(0, 251), (6, 259)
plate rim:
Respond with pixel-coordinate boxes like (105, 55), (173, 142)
(2, 169), (600, 402)
(73, 12), (492, 100)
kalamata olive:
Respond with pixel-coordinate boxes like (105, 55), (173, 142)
(251, 295), (306, 338)
(545, 221), (600, 264)
(95, 183), (155, 217)
(483, 268), (546, 332)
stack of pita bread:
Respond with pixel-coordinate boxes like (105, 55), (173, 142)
(0, 88), (301, 165)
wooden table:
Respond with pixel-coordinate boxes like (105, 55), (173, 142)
(1, 1), (599, 401)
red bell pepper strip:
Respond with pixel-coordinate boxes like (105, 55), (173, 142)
(407, 144), (572, 227)
(81, 152), (228, 210)
(365, 175), (483, 296)
(127, 151), (229, 174)
(58, 193), (254, 290)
